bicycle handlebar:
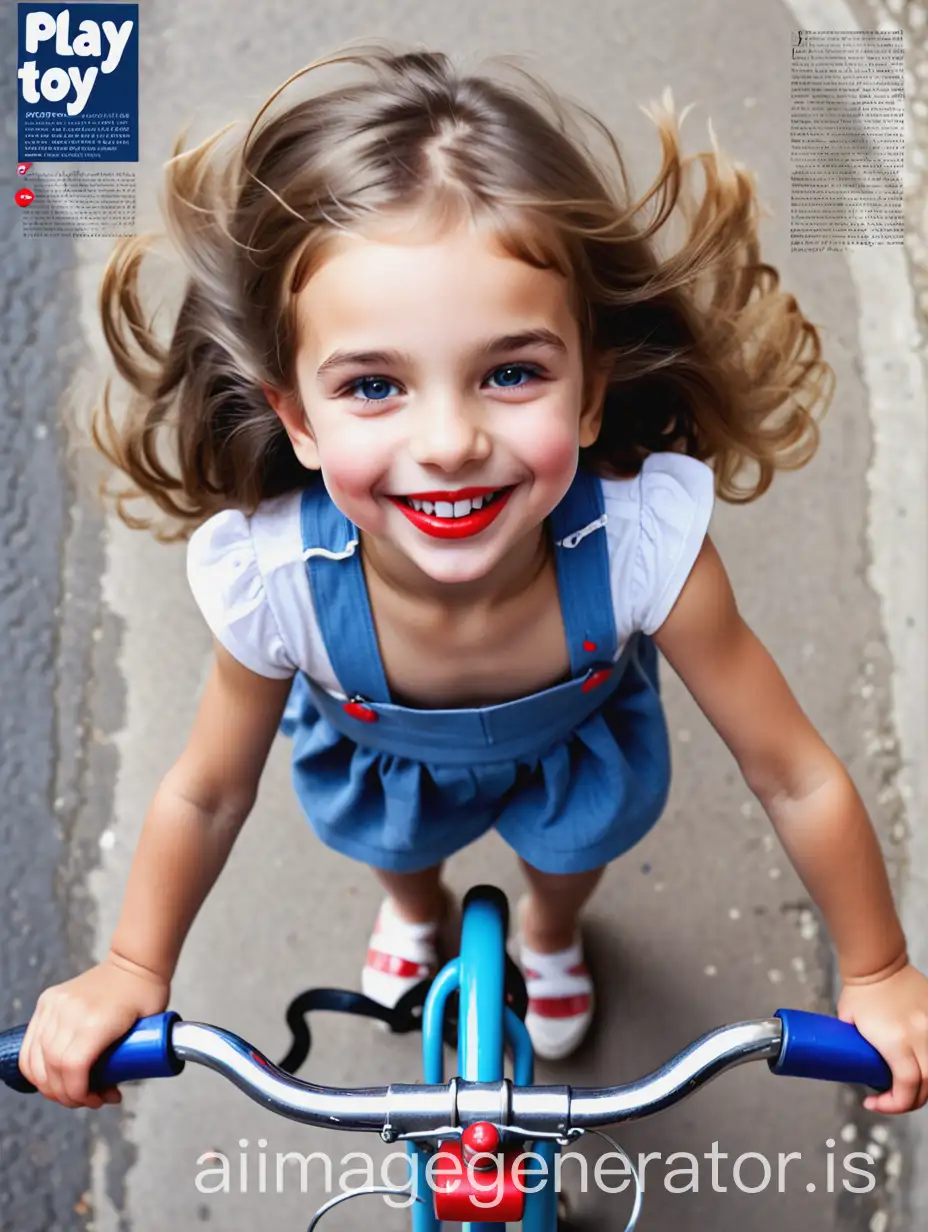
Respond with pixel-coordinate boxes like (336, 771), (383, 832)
(0, 1008), (892, 1134)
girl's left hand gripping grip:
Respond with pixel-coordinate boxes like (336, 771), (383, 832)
(771, 1009), (892, 1092)
(0, 1012), (184, 1094)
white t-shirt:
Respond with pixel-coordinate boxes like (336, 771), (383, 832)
(186, 452), (715, 695)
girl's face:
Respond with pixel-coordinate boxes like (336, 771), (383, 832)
(271, 219), (608, 590)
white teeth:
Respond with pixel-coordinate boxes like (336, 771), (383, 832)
(403, 488), (506, 517)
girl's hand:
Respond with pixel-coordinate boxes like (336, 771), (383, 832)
(18, 954), (170, 1110)
(838, 962), (928, 1114)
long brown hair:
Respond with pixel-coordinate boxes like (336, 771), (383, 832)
(93, 41), (834, 541)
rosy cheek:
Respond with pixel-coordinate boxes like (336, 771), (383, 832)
(521, 421), (581, 481)
(317, 434), (387, 504)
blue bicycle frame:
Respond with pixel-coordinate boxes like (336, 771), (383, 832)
(408, 885), (557, 1231)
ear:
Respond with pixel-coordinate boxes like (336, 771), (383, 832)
(262, 384), (322, 472)
(578, 352), (613, 448)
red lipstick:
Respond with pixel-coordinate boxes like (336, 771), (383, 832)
(388, 485), (516, 540)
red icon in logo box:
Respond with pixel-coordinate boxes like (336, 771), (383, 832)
(18, 163), (32, 176)
(15, 188), (35, 208)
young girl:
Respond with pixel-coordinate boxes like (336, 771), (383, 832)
(19, 44), (928, 1114)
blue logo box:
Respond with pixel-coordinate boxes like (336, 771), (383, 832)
(17, 4), (139, 162)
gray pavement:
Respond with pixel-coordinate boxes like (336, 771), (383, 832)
(2, 1), (926, 1230)
(0, 0), (98, 1225)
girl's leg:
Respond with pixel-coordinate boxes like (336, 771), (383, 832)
(372, 863), (449, 924)
(362, 863), (450, 1009)
(515, 860), (604, 1060)
(517, 859), (605, 952)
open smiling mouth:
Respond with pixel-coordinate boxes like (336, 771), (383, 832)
(387, 485), (517, 539)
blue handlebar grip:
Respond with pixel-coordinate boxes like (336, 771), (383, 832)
(0, 1026), (35, 1093)
(92, 1012), (184, 1086)
(1, 1012), (184, 1094)
(771, 1009), (892, 1092)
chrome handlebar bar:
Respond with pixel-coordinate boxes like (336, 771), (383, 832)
(171, 1016), (782, 1139)
(0, 1007), (892, 1131)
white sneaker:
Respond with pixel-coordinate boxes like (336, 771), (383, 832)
(361, 897), (441, 1010)
(517, 900), (595, 1061)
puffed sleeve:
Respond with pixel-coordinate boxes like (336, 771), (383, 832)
(186, 510), (296, 679)
(632, 453), (716, 634)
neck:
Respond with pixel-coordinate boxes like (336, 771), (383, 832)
(359, 523), (552, 613)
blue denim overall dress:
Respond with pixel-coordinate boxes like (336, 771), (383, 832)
(279, 466), (671, 875)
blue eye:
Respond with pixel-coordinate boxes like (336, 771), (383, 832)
(343, 363), (542, 403)
(348, 376), (399, 402)
(487, 364), (540, 389)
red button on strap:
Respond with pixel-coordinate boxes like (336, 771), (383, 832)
(582, 640), (597, 652)
(343, 700), (378, 722)
(581, 668), (612, 693)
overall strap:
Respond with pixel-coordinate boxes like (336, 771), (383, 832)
(548, 466), (619, 675)
(299, 483), (392, 703)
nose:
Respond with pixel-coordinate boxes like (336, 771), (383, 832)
(407, 393), (491, 472)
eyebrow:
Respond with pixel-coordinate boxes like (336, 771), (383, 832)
(316, 329), (568, 377)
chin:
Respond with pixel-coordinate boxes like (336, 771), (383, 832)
(408, 545), (502, 585)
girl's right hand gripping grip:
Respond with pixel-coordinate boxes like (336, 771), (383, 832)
(0, 1012), (183, 1094)
(771, 1009), (892, 1092)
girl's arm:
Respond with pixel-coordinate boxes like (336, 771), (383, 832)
(108, 640), (295, 982)
(652, 535), (928, 1114)
(19, 642), (293, 1109)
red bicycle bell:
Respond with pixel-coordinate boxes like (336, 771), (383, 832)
(433, 1121), (527, 1222)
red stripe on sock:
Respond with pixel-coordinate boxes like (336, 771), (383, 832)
(365, 949), (429, 978)
(528, 994), (592, 1019)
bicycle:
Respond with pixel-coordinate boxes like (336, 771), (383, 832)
(1, 884), (892, 1230)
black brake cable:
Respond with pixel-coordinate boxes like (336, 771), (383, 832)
(278, 953), (529, 1075)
